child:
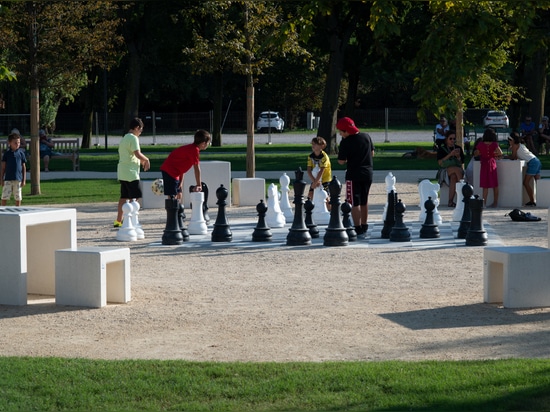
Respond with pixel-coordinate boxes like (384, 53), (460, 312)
(115, 117), (150, 227)
(1, 133), (27, 206)
(475, 128), (502, 208)
(306, 136), (332, 199)
(508, 131), (541, 206)
(160, 129), (211, 202)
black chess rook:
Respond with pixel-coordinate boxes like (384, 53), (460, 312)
(465, 195), (488, 246)
(162, 197), (184, 245)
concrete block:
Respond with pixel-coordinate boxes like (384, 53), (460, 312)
(536, 179), (550, 208)
(55, 247), (131, 308)
(232, 178), (266, 206)
(484, 246), (550, 308)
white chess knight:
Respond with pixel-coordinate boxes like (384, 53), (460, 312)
(116, 200), (138, 242)
(279, 173), (293, 222)
(418, 179), (442, 225)
(266, 183), (286, 228)
(187, 191), (208, 235)
(382, 172), (397, 220)
(131, 199), (144, 239)
(312, 185), (330, 225)
(452, 179), (466, 222)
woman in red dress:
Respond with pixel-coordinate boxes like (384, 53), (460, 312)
(476, 128), (503, 208)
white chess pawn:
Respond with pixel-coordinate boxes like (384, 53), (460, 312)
(116, 200), (138, 241)
(266, 183), (285, 228)
(452, 179), (466, 222)
(131, 199), (144, 239)
(382, 172), (397, 220)
(187, 191), (208, 235)
(279, 173), (293, 222)
(312, 186), (330, 225)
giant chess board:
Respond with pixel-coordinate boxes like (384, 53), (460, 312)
(149, 219), (502, 250)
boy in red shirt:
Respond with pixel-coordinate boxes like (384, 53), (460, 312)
(160, 129), (211, 201)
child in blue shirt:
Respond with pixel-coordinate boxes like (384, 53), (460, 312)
(1, 132), (27, 206)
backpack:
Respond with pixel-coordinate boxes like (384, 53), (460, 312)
(506, 208), (541, 222)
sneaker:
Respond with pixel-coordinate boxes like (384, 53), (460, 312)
(525, 201), (536, 207)
(113, 220), (123, 227)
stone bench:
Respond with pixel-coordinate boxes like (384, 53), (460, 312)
(232, 178), (265, 206)
(55, 247), (131, 308)
(536, 179), (550, 208)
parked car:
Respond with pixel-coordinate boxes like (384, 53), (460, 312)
(256, 111), (284, 132)
(483, 110), (509, 128)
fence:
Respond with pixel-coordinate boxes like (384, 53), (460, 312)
(0, 108), (505, 137)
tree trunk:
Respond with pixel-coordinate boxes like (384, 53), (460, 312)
(30, 88), (41, 195)
(525, 48), (548, 123)
(81, 74), (96, 148)
(211, 72), (223, 147)
(246, 74), (255, 178)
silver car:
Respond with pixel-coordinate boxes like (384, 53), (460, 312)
(256, 111), (284, 133)
(483, 110), (509, 128)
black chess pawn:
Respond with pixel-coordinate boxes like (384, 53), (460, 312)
(323, 176), (349, 246)
(389, 199), (411, 242)
(381, 190), (397, 239)
(162, 197), (184, 245)
(287, 168), (312, 246)
(211, 184), (232, 242)
(419, 196), (440, 239)
(252, 199), (272, 242)
(465, 195), (488, 246)
(457, 183), (473, 239)
(341, 200), (357, 241)
(304, 198), (319, 238)
(177, 203), (189, 241)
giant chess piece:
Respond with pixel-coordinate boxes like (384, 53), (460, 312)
(383, 172), (396, 221)
(211, 184), (232, 242)
(286, 168), (312, 246)
(457, 183), (474, 239)
(190, 182), (210, 223)
(177, 203), (189, 241)
(323, 176), (349, 247)
(266, 183), (285, 228)
(341, 200), (357, 241)
(312, 186), (330, 225)
(419, 196), (440, 238)
(162, 197), (183, 245)
(381, 190), (397, 239)
(452, 179), (466, 222)
(304, 197), (319, 238)
(389, 199), (411, 242)
(131, 199), (144, 239)
(418, 179), (442, 225)
(465, 195), (488, 246)
(252, 199), (272, 242)
(117, 200), (138, 242)
(187, 191), (208, 235)
(279, 173), (294, 222)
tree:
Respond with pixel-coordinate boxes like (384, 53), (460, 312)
(0, 2), (123, 193)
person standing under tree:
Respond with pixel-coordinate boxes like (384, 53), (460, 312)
(1, 132), (26, 206)
(337, 117), (375, 238)
(115, 117), (150, 227)
(475, 128), (502, 208)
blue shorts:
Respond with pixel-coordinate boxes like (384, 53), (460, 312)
(526, 158), (542, 176)
(162, 170), (181, 197)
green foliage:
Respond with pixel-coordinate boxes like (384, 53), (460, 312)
(1, 357), (550, 411)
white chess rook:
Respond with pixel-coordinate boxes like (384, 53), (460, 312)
(266, 183), (286, 228)
(279, 173), (293, 222)
(116, 200), (138, 241)
(187, 191), (208, 235)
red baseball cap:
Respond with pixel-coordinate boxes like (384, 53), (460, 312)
(336, 117), (359, 134)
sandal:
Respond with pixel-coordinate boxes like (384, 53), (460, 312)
(448, 202), (456, 207)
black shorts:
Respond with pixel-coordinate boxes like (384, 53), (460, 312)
(120, 180), (142, 199)
(345, 179), (372, 207)
(162, 170), (181, 197)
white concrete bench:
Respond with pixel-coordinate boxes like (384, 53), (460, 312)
(232, 178), (265, 206)
(140, 160), (231, 209)
(55, 247), (131, 308)
(536, 179), (550, 208)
